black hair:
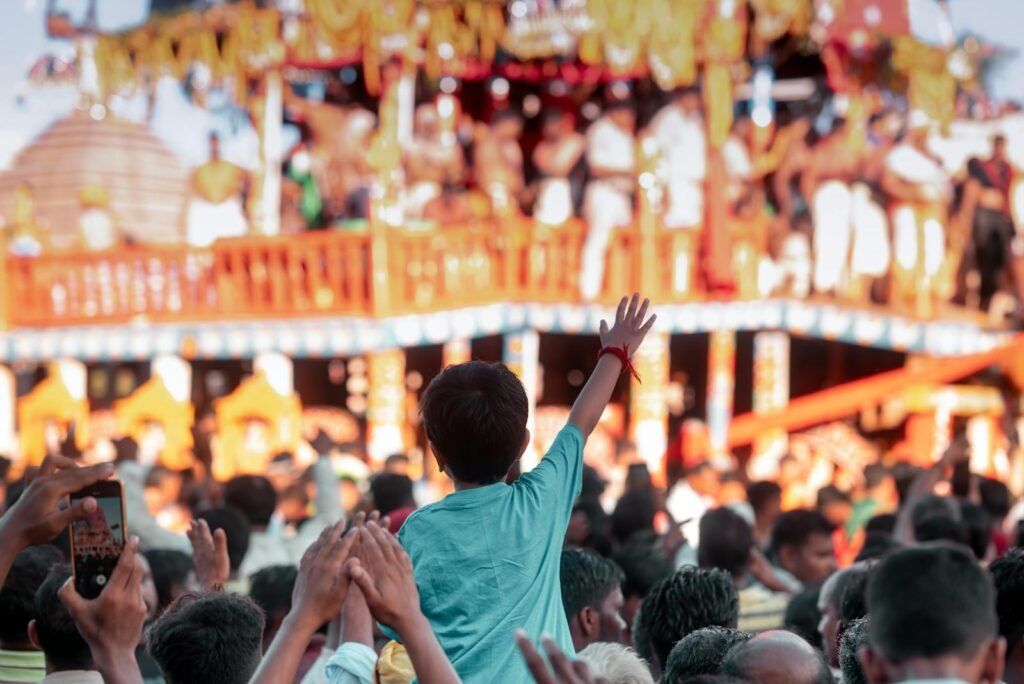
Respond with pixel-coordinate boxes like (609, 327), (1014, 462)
(891, 463), (920, 507)
(143, 549), (195, 614)
(783, 588), (822, 646)
(746, 481), (781, 516)
(384, 453), (410, 468)
(864, 514), (896, 536)
(816, 485), (851, 509)
(369, 473), (416, 516)
(612, 533), (675, 601)
(145, 465), (179, 490)
(698, 507), (753, 578)
(147, 593), (265, 684)
(960, 502), (993, 560)
(560, 549), (625, 620)
(719, 633), (833, 684)
(678, 677), (755, 684)
(611, 490), (657, 544)
(420, 361), (528, 484)
(914, 515), (969, 549)
(249, 564), (297, 636)
(989, 547), (1024, 659)
(0, 546), (64, 645)
(854, 533), (900, 563)
(979, 477), (1011, 521)
(769, 509), (835, 558)
(224, 475), (278, 528)
(838, 616), (870, 684)
(910, 494), (961, 529)
(195, 506), (251, 573)
(663, 626), (751, 682)
(863, 463), (890, 490)
(838, 568), (870, 625)
(33, 565), (91, 671)
(633, 566), (739, 668)
(867, 544), (998, 663)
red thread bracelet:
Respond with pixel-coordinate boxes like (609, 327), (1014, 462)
(598, 344), (642, 383)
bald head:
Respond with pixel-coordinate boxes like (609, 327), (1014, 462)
(720, 631), (834, 684)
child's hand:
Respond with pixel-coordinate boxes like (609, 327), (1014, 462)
(599, 293), (656, 356)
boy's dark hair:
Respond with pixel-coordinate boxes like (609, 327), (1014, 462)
(867, 544), (998, 663)
(147, 593), (265, 684)
(663, 626), (751, 682)
(611, 490), (657, 543)
(839, 617), (870, 684)
(195, 507), (251, 573)
(633, 566), (739, 668)
(224, 475), (278, 527)
(979, 477), (1011, 521)
(698, 507), (753, 577)
(249, 565), (298, 622)
(143, 549), (195, 613)
(612, 533), (674, 600)
(769, 509), (835, 558)
(370, 473), (416, 516)
(560, 549), (624, 619)
(0, 545), (64, 646)
(989, 547), (1024, 660)
(33, 565), (91, 671)
(746, 481), (781, 516)
(420, 361), (528, 484)
(783, 588), (822, 646)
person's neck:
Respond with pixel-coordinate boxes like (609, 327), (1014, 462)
(453, 479), (498, 492)
(0, 639), (36, 652)
(888, 655), (976, 682)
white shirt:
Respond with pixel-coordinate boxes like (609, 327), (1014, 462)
(886, 144), (951, 190)
(665, 482), (713, 551)
(650, 105), (707, 182)
(586, 117), (635, 176)
(39, 672), (104, 684)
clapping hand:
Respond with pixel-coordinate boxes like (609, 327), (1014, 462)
(348, 521), (420, 635)
(290, 519), (359, 631)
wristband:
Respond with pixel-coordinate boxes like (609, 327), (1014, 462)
(597, 344), (641, 383)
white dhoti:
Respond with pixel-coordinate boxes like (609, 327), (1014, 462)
(534, 178), (573, 225)
(850, 184), (891, 279)
(581, 180), (632, 301)
(187, 197), (248, 248)
(893, 204), (944, 279)
(812, 180), (854, 294)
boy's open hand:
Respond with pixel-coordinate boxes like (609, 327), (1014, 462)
(599, 293), (656, 355)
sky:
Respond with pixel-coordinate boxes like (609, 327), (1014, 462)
(0, 0), (1023, 170)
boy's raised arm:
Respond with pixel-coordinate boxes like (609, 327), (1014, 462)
(568, 293), (656, 441)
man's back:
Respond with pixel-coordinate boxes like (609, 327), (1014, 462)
(398, 425), (583, 683)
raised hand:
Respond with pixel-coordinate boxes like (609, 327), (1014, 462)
(598, 293), (657, 356)
(348, 521), (421, 634)
(187, 519), (230, 590)
(0, 456), (114, 551)
(290, 519), (359, 631)
(515, 633), (610, 684)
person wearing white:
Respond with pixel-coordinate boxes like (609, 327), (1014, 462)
(648, 89), (706, 230)
(186, 133), (249, 248)
(581, 104), (636, 301)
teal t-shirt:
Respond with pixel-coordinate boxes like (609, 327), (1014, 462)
(395, 424), (584, 683)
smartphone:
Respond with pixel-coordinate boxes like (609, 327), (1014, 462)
(69, 480), (127, 599)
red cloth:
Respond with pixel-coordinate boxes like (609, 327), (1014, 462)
(388, 507), (414, 534)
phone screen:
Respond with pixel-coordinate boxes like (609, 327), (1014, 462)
(70, 481), (125, 599)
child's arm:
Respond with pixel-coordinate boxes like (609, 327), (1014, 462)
(568, 293), (656, 440)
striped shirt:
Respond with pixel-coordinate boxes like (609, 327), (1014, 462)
(737, 585), (789, 633)
(0, 648), (46, 684)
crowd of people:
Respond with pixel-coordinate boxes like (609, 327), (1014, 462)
(1, 294), (1024, 684)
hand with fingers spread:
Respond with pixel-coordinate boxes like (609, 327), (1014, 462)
(598, 292), (657, 355)
(59, 536), (148, 684)
(187, 518), (230, 590)
(516, 633), (610, 684)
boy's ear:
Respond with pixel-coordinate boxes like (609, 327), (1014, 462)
(28, 620), (40, 651)
(518, 430), (531, 459)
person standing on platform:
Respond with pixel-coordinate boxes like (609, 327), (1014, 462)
(186, 133), (249, 248)
(649, 87), (707, 231)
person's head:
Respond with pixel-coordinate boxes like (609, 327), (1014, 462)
(633, 566), (739, 675)
(224, 475), (278, 529)
(784, 588), (823, 648)
(817, 566), (866, 666)
(717, 473), (746, 504)
(770, 510), (837, 588)
(135, 552), (160, 625)
(746, 481), (782, 527)
(863, 464), (896, 501)
(145, 466), (183, 508)
(209, 132), (221, 160)
(674, 87), (702, 116)
(816, 486), (853, 529)
(576, 642), (655, 684)
(838, 566), (870, 627)
(277, 483), (310, 525)
(989, 547), (1024, 682)
(698, 507), (753, 582)
(854, 533), (900, 563)
(370, 473), (416, 517)
(719, 630), (833, 684)
(249, 565), (297, 651)
(961, 502), (994, 561)
(28, 565), (91, 672)
(144, 550), (196, 616)
(612, 536), (675, 641)
(663, 626), (751, 682)
(914, 514), (969, 549)
(420, 361), (529, 485)
(612, 489), (658, 544)
(861, 545), (1004, 684)
(979, 477), (1011, 524)
(147, 593), (265, 684)
(542, 109), (567, 139)
(864, 513), (897, 537)
(606, 101), (636, 132)
(994, 134), (1008, 161)
(492, 109), (524, 138)
(560, 549), (627, 651)
(383, 453), (410, 476)
(687, 462), (720, 497)
(839, 617), (870, 684)
(0, 545), (64, 649)
(195, 506), (251, 575)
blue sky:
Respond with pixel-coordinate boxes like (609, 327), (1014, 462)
(1, 0), (1023, 170)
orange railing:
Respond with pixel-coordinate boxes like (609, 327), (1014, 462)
(1, 217), (703, 329)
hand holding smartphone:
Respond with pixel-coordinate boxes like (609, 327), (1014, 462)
(69, 480), (127, 599)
